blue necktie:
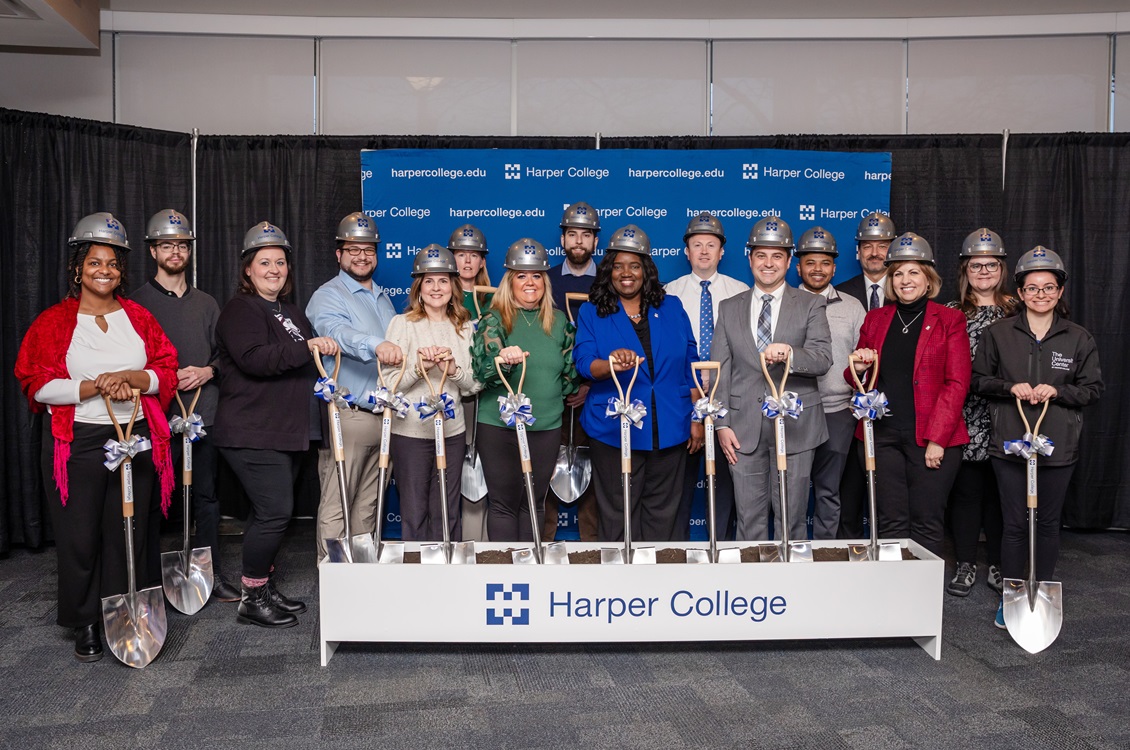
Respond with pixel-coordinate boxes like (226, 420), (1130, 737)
(869, 283), (881, 311)
(699, 280), (714, 361)
(756, 294), (773, 352)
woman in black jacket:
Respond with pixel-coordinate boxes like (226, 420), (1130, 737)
(214, 222), (339, 629)
(972, 246), (1103, 629)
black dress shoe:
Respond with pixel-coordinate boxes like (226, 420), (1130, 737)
(236, 583), (297, 629)
(268, 578), (307, 614)
(74, 624), (103, 662)
(211, 575), (242, 603)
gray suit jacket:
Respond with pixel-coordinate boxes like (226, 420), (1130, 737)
(711, 285), (833, 454)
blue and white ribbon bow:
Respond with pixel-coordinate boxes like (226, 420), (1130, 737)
(365, 386), (411, 419)
(762, 391), (803, 420)
(498, 393), (536, 427)
(169, 412), (206, 442)
(850, 389), (891, 421)
(314, 377), (356, 409)
(103, 435), (153, 471)
(416, 392), (456, 421)
(606, 396), (647, 428)
(692, 397), (728, 423)
(1004, 432), (1055, 460)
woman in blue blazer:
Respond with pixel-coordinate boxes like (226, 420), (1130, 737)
(574, 225), (702, 542)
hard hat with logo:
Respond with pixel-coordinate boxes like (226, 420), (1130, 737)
(412, 244), (459, 276)
(960, 228), (1006, 258)
(1014, 245), (1067, 283)
(683, 212), (726, 246)
(884, 232), (935, 266)
(145, 209), (194, 243)
(605, 224), (652, 256)
(504, 238), (551, 271)
(746, 217), (794, 251)
(795, 226), (838, 257)
(856, 212), (897, 242)
(447, 224), (488, 254)
(242, 221), (291, 257)
(336, 212), (379, 244)
(68, 212), (131, 251)
(560, 202), (601, 234)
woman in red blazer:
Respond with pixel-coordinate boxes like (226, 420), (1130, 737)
(848, 233), (970, 556)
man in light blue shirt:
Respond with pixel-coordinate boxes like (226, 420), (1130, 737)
(306, 212), (402, 559)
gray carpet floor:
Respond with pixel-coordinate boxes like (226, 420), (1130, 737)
(1, 522), (1127, 750)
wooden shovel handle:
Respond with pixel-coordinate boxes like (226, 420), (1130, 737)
(311, 346), (341, 381)
(103, 389), (142, 519)
(174, 386), (202, 421)
(472, 285), (497, 318)
(609, 354), (641, 403)
(759, 350), (793, 401)
(376, 359), (408, 393)
(493, 355), (527, 396)
(1015, 397), (1050, 437)
(691, 360), (720, 403)
(848, 353), (881, 393)
(564, 292), (590, 325)
(418, 351), (450, 400)
(1016, 397), (1051, 510)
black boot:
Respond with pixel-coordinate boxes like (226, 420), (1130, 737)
(211, 573), (242, 603)
(268, 577), (307, 614)
(74, 623), (103, 662)
(237, 582), (297, 628)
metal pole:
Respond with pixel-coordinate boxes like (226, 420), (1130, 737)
(190, 127), (199, 289)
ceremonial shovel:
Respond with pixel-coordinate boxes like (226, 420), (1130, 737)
(314, 347), (379, 564)
(687, 362), (740, 564)
(758, 351), (812, 563)
(1003, 398), (1063, 654)
(160, 386), (214, 614)
(418, 352), (475, 565)
(847, 354), (901, 562)
(102, 390), (167, 668)
(460, 284), (496, 503)
(370, 361), (407, 564)
(550, 292), (593, 504)
(601, 355), (655, 565)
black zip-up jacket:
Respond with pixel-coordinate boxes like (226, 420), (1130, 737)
(971, 312), (1103, 466)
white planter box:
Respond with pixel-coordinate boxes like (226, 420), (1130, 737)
(318, 539), (944, 665)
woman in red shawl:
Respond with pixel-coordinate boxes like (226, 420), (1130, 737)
(14, 212), (177, 663)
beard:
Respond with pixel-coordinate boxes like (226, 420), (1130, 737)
(157, 255), (189, 276)
(343, 264), (374, 283)
(565, 246), (592, 266)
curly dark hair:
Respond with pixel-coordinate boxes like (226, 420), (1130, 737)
(66, 242), (130, 299)
(590, 251), (666, 317)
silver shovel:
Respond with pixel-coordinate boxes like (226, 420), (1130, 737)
(161, 387), (214, 615)
(601, 355), (655, 565)
(686, 362), (740, 564)
(461, 285), (496, 503)
(551, 292), (593, 504)
(759, 351), (813, 563)
(371, 361), (408, 564)
(847, 354), (901, 562)
(1003, 398), (1062, 654)
(314, 347), (379, 564)
(101, 391), (167, 669)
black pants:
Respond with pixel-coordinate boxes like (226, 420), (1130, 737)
(388, 431), (465, 542)
(993, 458), (1075, 581)
(219, 447), (302, 580)
(590, 439), (686, 543)
(677, 433), (735, 542)
(43, 420), (155, 628)
(810, 408), (857, 540)
(870, 426), (961, 557)
(947, 459), (1003, 565)
(837, 438), (867, 539)
(480, 424), (560, 543)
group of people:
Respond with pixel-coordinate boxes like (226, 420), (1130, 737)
(15, 201), (1102, 662)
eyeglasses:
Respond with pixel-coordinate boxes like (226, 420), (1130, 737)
(968, 261), (1001, 273)
(156, 242), (190, 252)
(1021, 284), (1060, 296)
(342, 246), (376, 257)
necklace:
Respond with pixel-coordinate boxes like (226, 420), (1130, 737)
(520, 307), (537, 327)
(896, 309), (924, 334)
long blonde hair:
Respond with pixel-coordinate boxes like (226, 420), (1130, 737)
(490, 269), (556, 336)
(404, 272), (471, 337)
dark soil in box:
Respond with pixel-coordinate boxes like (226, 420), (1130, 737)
(568, 550), (602, 564)
(477, 550), (514, 564)
(656, 548), (687, 564)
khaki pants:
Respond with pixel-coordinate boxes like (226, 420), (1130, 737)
(316, 408), (389, 559)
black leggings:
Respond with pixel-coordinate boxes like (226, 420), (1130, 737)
(479, 424), (559, 543)
(993, 458), (1075, 581)
(219, 447), (302, 579)
(947, 459), (1003, 565)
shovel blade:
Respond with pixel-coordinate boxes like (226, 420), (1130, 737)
(324, 537), (352, 564)
(377, 541), (404, 564)
(848, 544), (871, 562)
(758, 543), (783, 563)
(461, 450), (488, 502)
(102, 586), (167, 669)
(550, 446), (592, 504)
(544, 542), (569, 565)
(160, 547), (214, 615)
(512, 548), (538, 564)
(420, 543), (447, 564)
(350, 533), (379, 564)
(686, 549), (712, 564)
(600, 547), (626, 564)
(787, 541), (813, 563)
(878, 542), (903, 561)
(630, 547), (656, 565)
(452, 541), (476, 565)
(717, 548), (742, 564)
(1003, 578), (1063, 654)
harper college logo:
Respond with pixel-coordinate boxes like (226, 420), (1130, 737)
(386, 242), (402, 259)
(743, 163), (758, 180)
(799, 204), (815, 221)
(505, 163), (521, 180)
(486, 583), (530, 625)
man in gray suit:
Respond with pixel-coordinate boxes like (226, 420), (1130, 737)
(712, 217), (833, 542)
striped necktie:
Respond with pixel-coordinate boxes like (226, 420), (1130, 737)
(756, 294), (773, 352)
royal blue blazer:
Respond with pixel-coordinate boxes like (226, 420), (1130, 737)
(574, 295), (698, 451)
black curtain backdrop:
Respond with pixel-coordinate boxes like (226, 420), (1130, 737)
(0, 107), (1123, 554)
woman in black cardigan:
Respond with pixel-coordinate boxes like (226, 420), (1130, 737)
(213, 222), (339, 629)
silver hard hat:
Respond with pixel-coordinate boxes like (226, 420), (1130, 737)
(856, 212), (897, 242)
(885, 232), (935, 266)
(336, 212), (379, 244)
(412, 244), (459, 276)
(960, 228), (1006, 258)
(606, 224), (652, 256)
(560, 202), (601, 233)
(796, 226), (838, 257)
(683, 212), (726, 246)
(746, 217), (794, 251)
(1014, 245), (1067, 283)
(242, 221), (291, 257)
(504, 238), (551, 271)
(145, 209), (194, 243)
(447, 224), (488, 254)
(68, 212), (131, 251)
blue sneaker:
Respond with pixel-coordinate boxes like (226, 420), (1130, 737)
(994, 599), (1006, 630)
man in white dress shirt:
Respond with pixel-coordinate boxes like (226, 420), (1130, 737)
(664, 212), (748, 541)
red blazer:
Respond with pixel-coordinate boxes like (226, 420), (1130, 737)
(845, 301), (971, 448)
